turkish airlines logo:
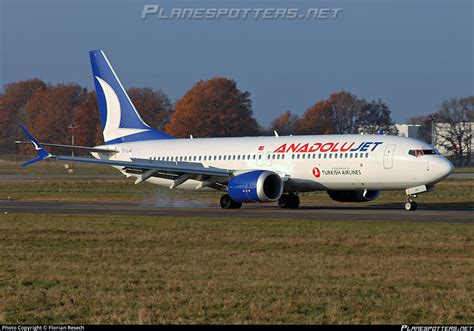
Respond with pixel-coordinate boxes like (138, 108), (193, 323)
(312, 167), (321, 178)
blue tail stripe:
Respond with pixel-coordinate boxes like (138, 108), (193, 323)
(89, 50), (174, 143)
(90, 50), (149, 130)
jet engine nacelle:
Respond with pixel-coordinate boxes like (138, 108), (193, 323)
(327, 190), (380, 202)
(228, 170), (284, 203)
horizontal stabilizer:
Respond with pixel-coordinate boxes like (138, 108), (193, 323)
(15, 141), (117, 154)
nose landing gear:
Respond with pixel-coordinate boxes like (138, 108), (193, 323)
(404, 194), (418, 211)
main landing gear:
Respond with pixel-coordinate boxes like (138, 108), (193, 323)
(404, 194), (418, 211)
(278, 193), (300, 209)
(220, 194), (242, 209)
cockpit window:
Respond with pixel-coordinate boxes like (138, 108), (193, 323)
(408, 149), (438, 157)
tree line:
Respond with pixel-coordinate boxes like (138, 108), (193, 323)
(408, 96), (473, 165)
(0, 77), (471, 163)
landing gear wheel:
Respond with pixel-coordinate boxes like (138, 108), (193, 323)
(404, 195), (418, 211)
(220, 194), (242, 209)
(278, 194), (289, 208)
(288, 194), (300, 209)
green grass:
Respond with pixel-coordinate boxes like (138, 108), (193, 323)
(453, 166), (474, 173)
(0, 214), (472, 324)
(0, 159), (117, 175)
(0, 176), (472, 208)
(0, 159), (472, 206)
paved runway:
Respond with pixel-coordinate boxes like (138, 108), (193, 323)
(1, 200), (472, 223)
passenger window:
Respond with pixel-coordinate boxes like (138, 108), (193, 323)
(282, 155), (285, 160)
(253, 155), (256, 160)
(324, 154), (327, 159)
(334, 154), (338, 159)
(329, 154), (332, 159)
(365, 153), (369, 158)
(292, 154), (295, 159)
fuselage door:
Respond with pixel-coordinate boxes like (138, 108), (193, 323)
(383, 144), (395, 169)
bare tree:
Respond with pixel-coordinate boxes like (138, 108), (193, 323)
(435, 96), (474, 166)
(357, 99), (397, 135)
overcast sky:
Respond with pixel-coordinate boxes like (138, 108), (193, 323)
(1, 0), (472, 126)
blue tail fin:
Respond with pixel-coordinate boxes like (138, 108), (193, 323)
(19, 125), (51, 166)
(89, 50), (174, 144)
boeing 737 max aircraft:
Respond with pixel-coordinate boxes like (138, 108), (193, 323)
(19, 50), (454, 211)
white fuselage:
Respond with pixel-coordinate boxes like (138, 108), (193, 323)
(95, 134), (453, 192)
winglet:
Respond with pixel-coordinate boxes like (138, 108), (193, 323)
(19, 125), (52, 166)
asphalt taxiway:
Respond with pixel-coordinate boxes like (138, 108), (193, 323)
(1, 200), (472, 223)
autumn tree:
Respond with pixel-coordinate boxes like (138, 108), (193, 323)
(26, 84), (87, 150)
(327, 91), (363, 134)
(0, 79), (47, 153)
(294, 100), (334, 135)
(73, 92), (103, 147)
(294, 91), (395, 136)
(270, 111), (299, 135)
(166, 77), (259, 137)
(127, 87), (173, 131)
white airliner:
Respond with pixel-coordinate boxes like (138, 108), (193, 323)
(20, 50), (454, 211)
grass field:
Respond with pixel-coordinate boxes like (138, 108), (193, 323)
(0, 159), (472, 207)
(0, 214), (473, 324)
(1, 173), (472, 208)
(0, 160), (473, 324)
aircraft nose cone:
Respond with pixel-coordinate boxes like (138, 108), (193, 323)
(434, 158), (454, 180)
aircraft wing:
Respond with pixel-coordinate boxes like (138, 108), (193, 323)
(19, 125), (231, 190)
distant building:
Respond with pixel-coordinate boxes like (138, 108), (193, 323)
(395, 124), (421, 140)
